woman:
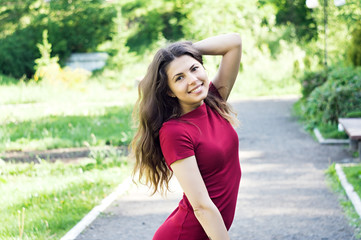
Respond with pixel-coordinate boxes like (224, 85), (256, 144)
(131, 33), (242, 240)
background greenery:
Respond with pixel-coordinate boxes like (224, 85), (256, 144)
(1, 0), (361, 239)
(1, 0), (360, 96)
(1, 0), (360, 141)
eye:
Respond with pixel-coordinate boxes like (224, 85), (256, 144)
(176, 75), (184, 81)
(191, 66), (199, 72)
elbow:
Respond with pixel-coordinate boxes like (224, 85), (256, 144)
(192, 201), (216, 216)
(230, 33), (242, 48)
(227, 33), (242, 56)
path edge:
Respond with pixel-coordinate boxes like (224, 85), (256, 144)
(335, 163), (361, 219)
(314, 128), (349, 145)
(60, 175), (133, 240)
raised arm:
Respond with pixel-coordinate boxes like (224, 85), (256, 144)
(171, 156), (230, 240)
(193, 33), (242, 101)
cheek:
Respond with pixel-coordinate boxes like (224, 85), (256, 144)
(168, 82), (183, 96)
(200, 72), (209, 85)
(200, 69), (208, 79)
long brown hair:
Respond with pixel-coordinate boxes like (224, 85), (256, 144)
(131, 41), (237, 195)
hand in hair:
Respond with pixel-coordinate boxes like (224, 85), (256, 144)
(193, 33), (242, 101)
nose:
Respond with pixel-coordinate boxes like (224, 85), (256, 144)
(187, 73), (198, 85)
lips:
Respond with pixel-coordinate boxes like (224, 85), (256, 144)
(188, 84), (203, 93)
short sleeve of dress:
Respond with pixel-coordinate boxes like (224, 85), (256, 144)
(159, 122), (195, 170)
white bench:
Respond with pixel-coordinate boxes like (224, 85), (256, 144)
(339, 118), (361, 161)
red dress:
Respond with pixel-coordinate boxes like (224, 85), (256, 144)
(154, 83), (241, 240)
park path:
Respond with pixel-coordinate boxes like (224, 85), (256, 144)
(76, 96), (358, 240)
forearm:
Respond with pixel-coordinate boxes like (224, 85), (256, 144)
(193, 33), (242, 56)
(194, 203), (230, 240)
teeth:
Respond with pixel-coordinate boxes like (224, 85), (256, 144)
(190, 86), (202, 93)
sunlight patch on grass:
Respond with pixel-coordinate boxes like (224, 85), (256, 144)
(0, 106), (134, 153)
(0, 77), (138, 106)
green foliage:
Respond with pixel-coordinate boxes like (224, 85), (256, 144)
(0, 0), (35, 38)
(348, 23), (361, 66)
(346, 111), (361, 118)
(122, 0), (190, 53)
(48, 0), (117, 62)
(0, 0), (116, 78)
(33, 29), (92, 87)
(302, 66), (361, 125)
(34, 30), (58, 70)
(88, 147), (127, 169)
(333, 0), (361, 28)
(100, 4), (137, 70)
(0, 25), (43, 78)
(318, 122), (348, 139)
(271, 0), (318, 41)
(300, 69), (328, 98)
(0, 74), (18, 85)
(1, 0), (360, 80)
(343, 164), (361, 202)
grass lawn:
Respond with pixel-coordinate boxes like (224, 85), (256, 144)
(0, 70), (139, 154)
(0, 72), (138, 239)
(0, 105), (134, 153)
(0, 68), (140, 106)
(317, 122), (348, 140)
(326, 164), (361, 239)
(0, 151), (131, 240)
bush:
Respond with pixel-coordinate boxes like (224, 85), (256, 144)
(0, 0), (116, 79)
(300, 69), (328, 98)
(34, 30), (91, 88)
(0, 74), (19, 85)
(303, 66), (361, 125)
(0, 25), (43, 78)
(48, 1), (117, 63)
(346, 111), (361, 118)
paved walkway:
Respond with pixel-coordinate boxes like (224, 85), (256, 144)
(76, 97), (358, 240)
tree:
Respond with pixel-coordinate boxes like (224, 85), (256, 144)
(271, 0), (318, 41)
(122, 0), (191, 53)
(0, 0), (116, 78)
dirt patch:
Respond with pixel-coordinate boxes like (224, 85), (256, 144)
(0, 146), (128, 163)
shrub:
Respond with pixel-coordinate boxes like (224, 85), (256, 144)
(48, 1), (117, 63)
(300, 69), (328, 98)
(0, 25), (43, 78)
(303, 66), (361, 125)
(0, 74), (19, 85)
(34, 30), (91, 88)
(0, 0), (116, 79)
(346, 111), (361, 118)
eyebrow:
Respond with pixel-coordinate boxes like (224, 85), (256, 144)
(172, 63), (197, 81)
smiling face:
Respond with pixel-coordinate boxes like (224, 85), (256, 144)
(166, 55), (210, 115)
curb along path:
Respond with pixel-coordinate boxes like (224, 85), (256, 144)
(75, 96), (359, 240)
(60, 176), (133, 240)
(335, 163), (361, 218)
